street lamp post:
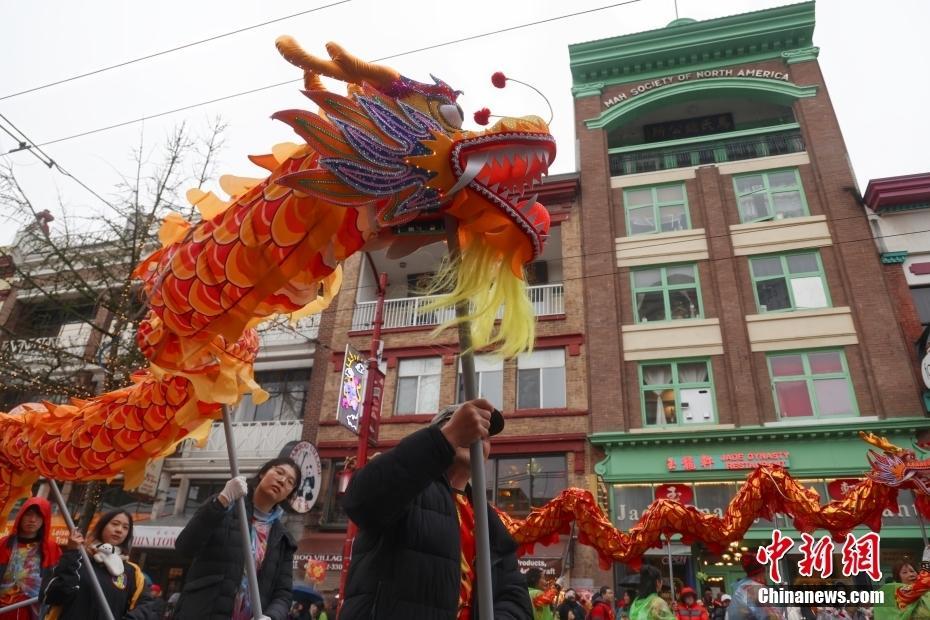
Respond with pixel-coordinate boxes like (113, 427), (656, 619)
(337, 270), (388, 604)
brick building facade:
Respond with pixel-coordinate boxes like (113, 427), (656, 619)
(299, 173), (601, 592)
(570, 2), (928, 593)
(863, 172), (930, 388)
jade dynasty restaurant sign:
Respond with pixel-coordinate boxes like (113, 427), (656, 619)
(666, 450), (791, 472)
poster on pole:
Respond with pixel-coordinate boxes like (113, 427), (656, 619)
(336, 345), (368, 434)
(279, 441), (322, 514)
(135, 458), (165, 499)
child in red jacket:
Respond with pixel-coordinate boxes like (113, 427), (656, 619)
(0, 497), (62, 620)
(675, 588), (709, 620)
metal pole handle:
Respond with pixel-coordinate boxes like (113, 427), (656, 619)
(446, 216), (494, 620)
(222, 406), (265, 620)
(47, 480), (116, 620)
(0, 597), (39, 614)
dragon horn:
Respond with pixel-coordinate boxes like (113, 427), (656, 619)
(275, 37), (399, 89)
(859, 431), (907, 456)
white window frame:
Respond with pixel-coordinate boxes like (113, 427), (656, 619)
(457, 355), (504, 408)
(394, 357), (442, 415)
(516, 348), (567, 409)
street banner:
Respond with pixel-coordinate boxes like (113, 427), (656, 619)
(336, 345), (368, 434)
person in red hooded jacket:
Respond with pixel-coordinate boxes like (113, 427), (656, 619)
(675, 588), (708, 620)
(0, 497), (62, 620)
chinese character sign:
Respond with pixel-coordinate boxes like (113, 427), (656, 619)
(336, 345), (369, 434)
(655, 484), (693, 505)
(756, 529), (794, 583)
(666, 451), (790, 472)
(756, 530), (882, 583)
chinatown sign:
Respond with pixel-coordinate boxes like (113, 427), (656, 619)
(667, 451), (790, 472)
(603, 69), (792, 108)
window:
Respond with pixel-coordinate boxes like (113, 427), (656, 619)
(183, 480), (225, 516)
(624, 184), (690, 235)
(911, 287), (930, 324)
(322, 459), (349, 527)
(17, 302), (97, 338)
(65, 482), (155, 518)
(235, 369), (310, 422)
(517, 349), (566, 409)
(639, 360), (716, 426)
(750, 252), (830, 313)
(486, 456), (567, 517)
(457, 355), (504, 408)
(395, 357), (441, 414)
(734, 168), (808, 223)
(768, 350), (858, 418)
(631, 264), (702, 323)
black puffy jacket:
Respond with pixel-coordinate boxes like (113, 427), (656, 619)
(41, 549), (164, 620)
(340, 426), (532, 620)
(172, 492), (296, 620)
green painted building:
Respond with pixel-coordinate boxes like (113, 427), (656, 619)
(569, 2), (928, 592)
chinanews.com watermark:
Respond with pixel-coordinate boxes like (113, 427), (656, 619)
(752, 529), (887, 608)
(757, 586), (884, 608)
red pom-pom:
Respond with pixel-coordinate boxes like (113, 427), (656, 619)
(473, 108), (491, 125)
(491, 72), (507, 89)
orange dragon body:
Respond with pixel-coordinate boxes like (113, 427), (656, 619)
(0, 39), (556, 516)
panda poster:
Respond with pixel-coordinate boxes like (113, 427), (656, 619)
(336, 344), (369, 434)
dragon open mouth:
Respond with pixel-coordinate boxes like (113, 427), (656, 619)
(449, 122), (557, 257)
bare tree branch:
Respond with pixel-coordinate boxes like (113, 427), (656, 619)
(0, 119), (226, 406)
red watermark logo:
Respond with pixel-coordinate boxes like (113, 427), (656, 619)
(756, 529), (881, 583)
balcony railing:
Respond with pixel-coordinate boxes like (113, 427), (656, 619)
(178, 419), (303, 460)
(609, 128), (805, 177)
(0, 323), (93, 366)
(352, 283), (564, 331)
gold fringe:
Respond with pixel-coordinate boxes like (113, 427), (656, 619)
(421, 242), (534, 359)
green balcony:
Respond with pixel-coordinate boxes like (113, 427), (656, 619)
(609, 124), (805, 177)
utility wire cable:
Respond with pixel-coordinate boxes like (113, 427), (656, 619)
(33, 0), (644, 148)
(0, 1), (352, 102)
(0, 112), (115, 209)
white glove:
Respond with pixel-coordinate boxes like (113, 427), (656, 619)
(218, 476), (248, 505)
(257, 616), (272, 620)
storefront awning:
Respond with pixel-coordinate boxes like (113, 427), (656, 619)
(133, 517), (188, 549)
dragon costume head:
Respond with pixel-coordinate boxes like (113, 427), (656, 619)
(272, 39), (556, 356)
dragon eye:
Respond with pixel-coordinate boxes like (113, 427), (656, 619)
(439, 103), (464, 129)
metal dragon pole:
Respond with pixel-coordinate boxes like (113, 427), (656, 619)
(47, 480), (116, 620)
(221, 405), (264, 620)
(666, 536), (675, 602)
(0, 597), (39, 615)
(445, 216), (494, 620)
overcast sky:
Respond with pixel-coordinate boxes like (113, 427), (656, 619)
(1, 0), (928, 245)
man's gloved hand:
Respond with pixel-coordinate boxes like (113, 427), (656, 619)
(256, 616), (272, 620)
(218, 476), (248, 507)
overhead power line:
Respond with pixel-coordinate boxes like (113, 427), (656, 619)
(33, 0), (644, 148)
(0, 112), (114, 209)
(0, 1), (352, 102)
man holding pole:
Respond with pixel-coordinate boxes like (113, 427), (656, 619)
(339, 399), (532, 619)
